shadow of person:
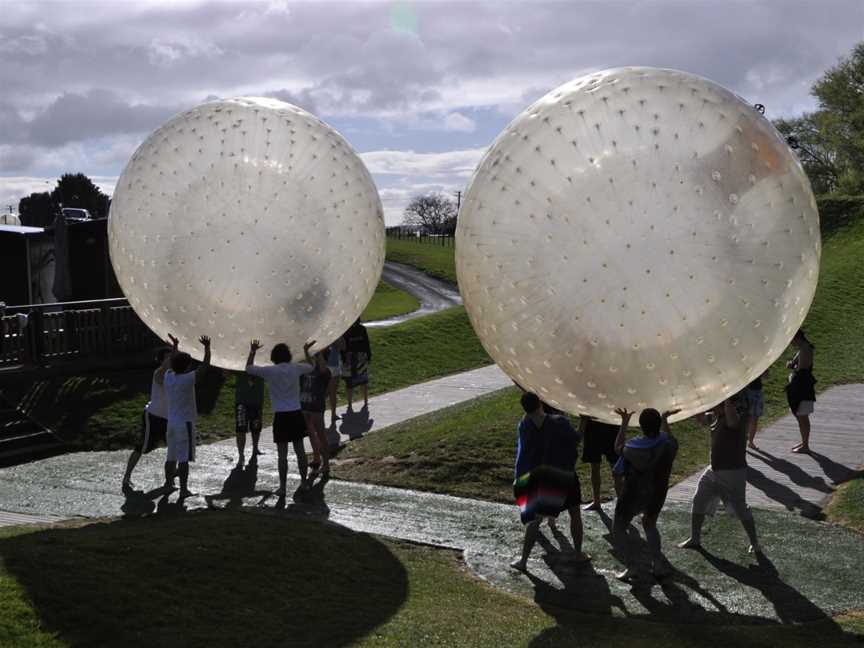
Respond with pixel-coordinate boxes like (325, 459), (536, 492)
(120, 484), (173, 517)
(699, 548), (847, 633)
(745, 465), (824, 519)
(339, 406), (374, 441)
(747, 448), (833, 493)
(0, 509), (409, 647)
(808, 452), (861, 486)
(203, 457), (271, 510)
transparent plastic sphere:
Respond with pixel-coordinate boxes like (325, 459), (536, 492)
(456, 67), (821, 423)
(109, 97), (385, 369)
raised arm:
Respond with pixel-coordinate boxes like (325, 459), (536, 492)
(246, 339), (262, 369)
(660, 409), (681, 435)
(196, 335), (211, 375)
(303, 339), (316, 364)
(614, 408), (632, 455)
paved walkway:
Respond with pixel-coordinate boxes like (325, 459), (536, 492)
(667, 383), (864, 517)
(367, 261), (461, 328)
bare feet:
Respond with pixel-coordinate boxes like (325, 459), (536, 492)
(616, 567), (636, 581)
(583, 501), (603, 512)
(748, 442), (759, 450)
(677, 537), (701, 550)
(749, 544), (764, 556)
(509, 559), (527, 572)
(791, 445), (810, 454)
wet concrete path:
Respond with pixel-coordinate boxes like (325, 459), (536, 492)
(366, 261), (462, 328)
(1, 428), (863, 624)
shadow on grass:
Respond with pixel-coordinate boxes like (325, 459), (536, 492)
(0, 510), (408, 647)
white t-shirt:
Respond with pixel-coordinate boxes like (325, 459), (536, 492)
(247, 362), (313, 412)
(146, 369), (168, 419)
(164, 370), (197, 423)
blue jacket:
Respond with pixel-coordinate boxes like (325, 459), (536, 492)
(515, 414), (582, 478)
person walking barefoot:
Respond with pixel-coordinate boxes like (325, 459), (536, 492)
(580, 416), (622, 511)
(300, 350), (332, 481)
(234, 370), (265, 465)
(786, 329), (816, 454)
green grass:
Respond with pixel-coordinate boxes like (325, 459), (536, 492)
(3, 306), (489, 451)
(826, 472), (864, 533)
(386, 237), (457, 285)
(333, 386), (709, 503)
(360, 280), (420, 321)
(335, 214), (864, 503)
(0, 512), (861, 647)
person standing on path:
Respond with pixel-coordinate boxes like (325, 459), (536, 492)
(163, 334), (211, 500)
(611, 407), (679, 581)
(301, 350), (332, 481)
(246, 339), (315, 496)
(743, 372), (766, 450)
(326, 338), (345, 425)
(510, 392), (590, 572)
(580, 417), (622, 511)
(343, 319), (371, 411)
(234, 371), (265, 465)
(786, 329), (816, 454)
(678, 395), (763, 555)
(121, 335), (178, 492)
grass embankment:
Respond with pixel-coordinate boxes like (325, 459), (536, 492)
(4, 306), (489, 451)
(1, 512), (862, 647)
(385, 237), (457, 285)
(360, 280), (420, 321)
(336, 214), (864, 504)
(826, 472), (864, 533)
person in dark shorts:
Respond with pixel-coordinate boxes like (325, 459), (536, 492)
(246, 339), (315, 496)
(342, 319), (371, 410)
(121, 336), (177, 492)
(325, 338), (345, 425)
(510, 392), (590, 572)
(235, 371), (265, 465)
(678, 394), (762, 554)
(743, 372), (766, 450)
(301, 351), (332, 481)
(786, 329), (816, 453)
(611, 407), (679, 581)
(580, 417), (622, 511)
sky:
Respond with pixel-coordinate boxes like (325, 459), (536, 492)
(1, 0), (862, 225)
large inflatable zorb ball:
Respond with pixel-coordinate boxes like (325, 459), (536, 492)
(109, 97), (385, 370)
(456, 67), (820, 423)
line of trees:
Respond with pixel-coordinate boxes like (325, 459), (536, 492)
(18, 173), (110, 227)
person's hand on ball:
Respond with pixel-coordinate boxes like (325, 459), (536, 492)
(199, 335), (211, 348)
(614, 407), (632, 423)
(303, 340), (316, 353)
(661, 409), (681, 420)
(168, 333), (179, 349)
(250, 339), (262, 352)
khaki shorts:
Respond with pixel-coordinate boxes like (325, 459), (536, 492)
(692, 467), (750, 518)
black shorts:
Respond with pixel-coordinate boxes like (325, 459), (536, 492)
(582, 421), (619, 465)
(140, 411), (167, 454)
(235, 403), (263, 434)
(272, 410), (307, 444)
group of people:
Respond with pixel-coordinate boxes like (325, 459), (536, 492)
(121, 319), (372, 498)
(510, 328), (817, 580)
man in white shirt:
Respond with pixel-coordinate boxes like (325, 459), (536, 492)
(121, 335), (178, 492)
(246, 339), (315, 496)
(164, 334), (211, 499)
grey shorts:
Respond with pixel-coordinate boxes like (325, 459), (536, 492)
(692, 467), (751, 519)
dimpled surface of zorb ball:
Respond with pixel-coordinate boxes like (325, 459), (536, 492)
(456, 67), (820, 423)
(109, 97), (385, 370)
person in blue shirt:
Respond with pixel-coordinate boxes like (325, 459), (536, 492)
(510, 392), (590, 572)
(611, 406), (679, 582)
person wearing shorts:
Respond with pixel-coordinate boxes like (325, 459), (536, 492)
(786, 329), (816, 453)
(246, 339), (315, 496)
(580, 417), (622, 511)
(235, 371), (264, 464)
(326, 339), (344, 425)
(343, 319), (371, 410)
(121, 341), (176, 491)
(678, 395), (762, 555)
(300, 351), (332, 481)
(510, 392), (590, 572)
(163, 335), (211, 500)
(743, 374), (765, 450)
(611, 407), (679, 581)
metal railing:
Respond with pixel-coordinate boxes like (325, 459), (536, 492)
(1, 298), (160, 368)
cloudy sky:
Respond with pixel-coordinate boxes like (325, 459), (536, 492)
(1, 0), (861, 224)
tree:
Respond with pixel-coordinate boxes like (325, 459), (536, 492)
(774, 41), (864, 195)
(18, 192), (58, 227)
(402, 193), (457, 234)
(51, 173), (111, 218)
